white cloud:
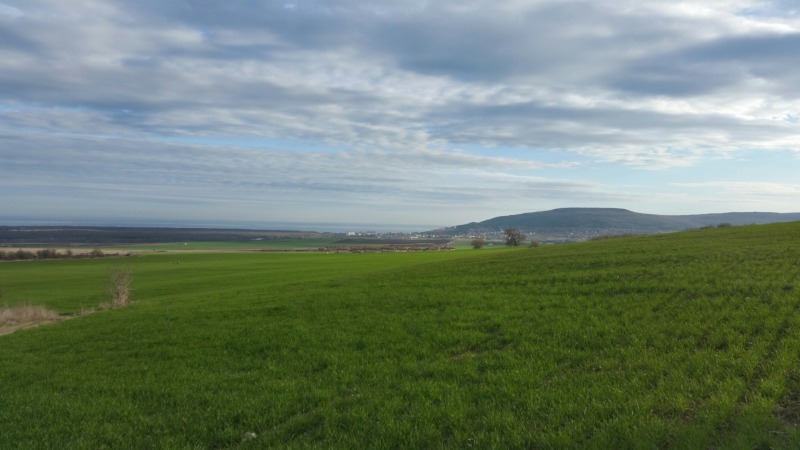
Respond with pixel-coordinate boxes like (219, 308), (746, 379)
(674, 181), (800, 196)
(1, 0), (799, 227)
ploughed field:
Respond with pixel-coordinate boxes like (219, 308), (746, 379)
(2, 222), (800, 448)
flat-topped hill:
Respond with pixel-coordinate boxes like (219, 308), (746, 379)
(434, 207), (800, 240)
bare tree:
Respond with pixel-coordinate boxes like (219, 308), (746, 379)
(504, 228), (526, 246)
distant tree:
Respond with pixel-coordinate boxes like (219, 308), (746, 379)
(504, 228), (526, 247)
(529, 240), (540, 248)
(15, 250), (35, 260)
(471, 238), (486, 249)
(36, 248), (58, 259)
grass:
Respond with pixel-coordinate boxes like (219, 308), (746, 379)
(1, 223), (800, 448)
(108, 238), (340, 251)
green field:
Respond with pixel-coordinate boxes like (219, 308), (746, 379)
(103, 238), (340, 252)
(2, 223), (800, 448)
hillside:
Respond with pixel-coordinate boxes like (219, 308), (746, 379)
(2, 223), (800, 448)
(434, 207), (800, 241)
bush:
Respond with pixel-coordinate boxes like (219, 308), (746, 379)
(36, 249), (59, 259)
(107, 265), (133, 308)
(471, 238), (486, 249)
(14, 250), (36, 260)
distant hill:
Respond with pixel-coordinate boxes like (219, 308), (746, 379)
(433, 208), (800, 242)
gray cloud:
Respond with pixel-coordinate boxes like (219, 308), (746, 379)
(3, 1), (798, 151)
(2, 0), (799, 226)
(610, 32), (800, 97)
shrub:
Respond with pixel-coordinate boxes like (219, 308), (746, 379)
(36, 249), (59, 259)
(107, 265), (133, 308)
(471, 238), (486, 249)
(14, 250), (36, 260)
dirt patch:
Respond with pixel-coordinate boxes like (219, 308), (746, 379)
(0, 304), (117, 337)
(0, 302), (133, 337)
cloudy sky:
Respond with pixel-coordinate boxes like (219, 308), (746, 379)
(1, 0), (799, 231)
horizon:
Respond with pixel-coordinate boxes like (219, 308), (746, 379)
(4, 206), (800, 234)
(2, 1), (799, 223)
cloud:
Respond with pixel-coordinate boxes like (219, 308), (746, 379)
(674, 181), (800, 197)
(1, 0), (799, 226)
(0, 129), (624, 226)
(3, 1), (799, 153)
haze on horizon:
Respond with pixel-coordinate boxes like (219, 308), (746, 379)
(1, 0), (799, 230)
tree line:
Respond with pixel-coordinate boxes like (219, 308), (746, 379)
(0, 248), (113, 261)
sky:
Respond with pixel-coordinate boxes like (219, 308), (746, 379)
(1, 0), (799, 231)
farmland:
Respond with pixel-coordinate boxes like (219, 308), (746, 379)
(112, 238), (340, 252)
(2, 222), (800, 448)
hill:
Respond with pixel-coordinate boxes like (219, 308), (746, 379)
(433, 207), (800, 241)
(2, 223), (800, 447)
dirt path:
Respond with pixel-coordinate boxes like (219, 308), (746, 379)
(0, 319), (63, 336)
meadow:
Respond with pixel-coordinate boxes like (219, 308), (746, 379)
(89, 238), (340, 252)
(1, 222), (800, 448)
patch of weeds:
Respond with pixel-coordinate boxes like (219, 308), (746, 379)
(0, 304), (61, 325)
(0, 304), (63, 335)
(106, 265), (133, 309)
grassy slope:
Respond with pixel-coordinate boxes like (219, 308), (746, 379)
(2, 224), (800, 448)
